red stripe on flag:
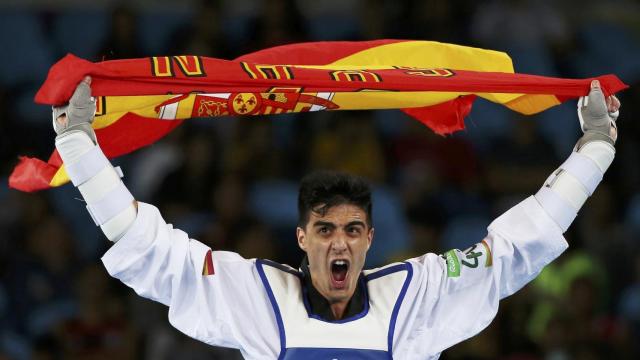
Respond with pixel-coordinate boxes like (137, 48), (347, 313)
(95, 113), (184, 159)
(402, 95), (477, 135)
(8, 156), (60, 192)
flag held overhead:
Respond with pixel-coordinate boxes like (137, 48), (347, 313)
(10, 40), (628, 192)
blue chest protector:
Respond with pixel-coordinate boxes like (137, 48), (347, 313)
(256, 260), (413, 360)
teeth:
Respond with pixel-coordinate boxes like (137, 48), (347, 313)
(334, 260), (347, 266)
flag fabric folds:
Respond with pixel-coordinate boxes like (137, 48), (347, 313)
(9, 40), (628, 192)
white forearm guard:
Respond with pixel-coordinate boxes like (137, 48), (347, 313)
(535, 140), (615, 232)
(55, 131), (137, 242)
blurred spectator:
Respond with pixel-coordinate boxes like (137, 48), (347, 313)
(169, 0), (232, 58)
(470, 0), (569, 75)
(397, 0), (475, 43)
(4, 215), (78, 339)
(53, 265), (137, 359)
(618, 253), (640, 355)
(357, 0), (387, 40)
(197, 173), (252, 251)
(484, 118), (557, 198)
(244, 0), (308, 52)
(0, 87), (14, 175)
(222, 117), (289, 181)
(127, 128), (184, 202)
(154, 125), (220, 222)
(392, 121), (489, 254)
(31, 334), (62, 360)
(295, 0), (358, 40)
(615, 84), (640, 199)
(469, 0), (580, 154)
(393, 121), (481, 190)
(98, 5), (144, 60)
(575, 184), (630, 294)
(234, 219), (278, 260)
(526, 250), (632, 358)
(309, 111), (387, 183)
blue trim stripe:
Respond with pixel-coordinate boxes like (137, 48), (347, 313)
(387, 262), (413, 355)
(365, 263), (409, 282)
(255, 259), (287, 359)
(260, 258), (303, 278)
(284, 347), (389, 359)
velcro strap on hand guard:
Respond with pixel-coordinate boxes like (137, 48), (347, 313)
(548, 171), (589, 210)
(578, 141), (615, 173)
(86, 181), (135, 226)
(65, 145), (111, 186)
(101, 204), (138, 241)
(559, 151), (603, 196)
(535, 187), (577, 233)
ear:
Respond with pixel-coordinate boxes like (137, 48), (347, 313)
(366, 227), (374, 250)
(296, 227), (307, 251)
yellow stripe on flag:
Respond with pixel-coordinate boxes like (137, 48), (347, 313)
(49, 165), (69, 187)
(331, 91), (462, 110)
(93, 95), (177, 129)
(504, 94), (562, 115)
(328, 41), (514, 72)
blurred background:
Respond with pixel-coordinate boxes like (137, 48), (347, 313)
(1, 0), (639, 359)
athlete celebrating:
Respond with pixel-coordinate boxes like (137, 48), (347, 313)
(52, 76), (619, 359)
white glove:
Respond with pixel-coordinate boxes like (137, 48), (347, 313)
(52, 76), (97, 144)
(576, 80), (620, 149)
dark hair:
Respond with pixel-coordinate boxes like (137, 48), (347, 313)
(298, 171), (372, 228)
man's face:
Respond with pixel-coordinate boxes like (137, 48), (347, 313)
(297, 203), (374, 305)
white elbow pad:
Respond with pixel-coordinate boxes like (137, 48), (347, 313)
(535, 140), (615, 232)
(55, 131), (136, 242)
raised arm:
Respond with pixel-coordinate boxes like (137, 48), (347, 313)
(393, 81), (620, 357)
(536, 80), (618, 233)
(53, 76), (137, 241)
(52, 77), (278, 357)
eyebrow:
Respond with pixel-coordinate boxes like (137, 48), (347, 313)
(345, 221), (366, 228)
(313, 221), (336, 229)
(312, 221), (367, 229)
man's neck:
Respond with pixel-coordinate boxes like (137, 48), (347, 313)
(330, 302), (348, 320)
(300, 256), (366, 321)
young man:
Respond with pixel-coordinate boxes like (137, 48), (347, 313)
(52, 76), (620, 359)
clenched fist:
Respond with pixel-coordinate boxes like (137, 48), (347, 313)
(52, 76), (97, 143)
(577, 80), (620, 149)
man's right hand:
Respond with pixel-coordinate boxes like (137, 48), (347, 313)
(52, 76), (97, 143)
(576, 80), (620, 149)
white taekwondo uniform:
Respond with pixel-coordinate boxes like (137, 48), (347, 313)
(101, 196), (568, 359)
(54, 74), (614, 360)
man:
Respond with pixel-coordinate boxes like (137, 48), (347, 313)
(52, 76), (620, 359)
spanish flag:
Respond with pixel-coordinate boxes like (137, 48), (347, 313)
(8, 40), (627, 192)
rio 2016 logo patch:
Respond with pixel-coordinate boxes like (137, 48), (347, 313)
(441, 240), (492, 278)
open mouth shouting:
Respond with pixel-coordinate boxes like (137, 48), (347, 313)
(330, 259), (350, 289)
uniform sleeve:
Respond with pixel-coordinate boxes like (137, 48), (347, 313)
(394, 196), (568, 356)
(101, 202), (279, 357)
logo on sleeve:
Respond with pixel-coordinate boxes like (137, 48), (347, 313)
(441, 240), (493, 277)
(443, 250), (461, 277)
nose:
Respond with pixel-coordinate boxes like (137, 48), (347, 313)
(331, 234), (347, 252)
